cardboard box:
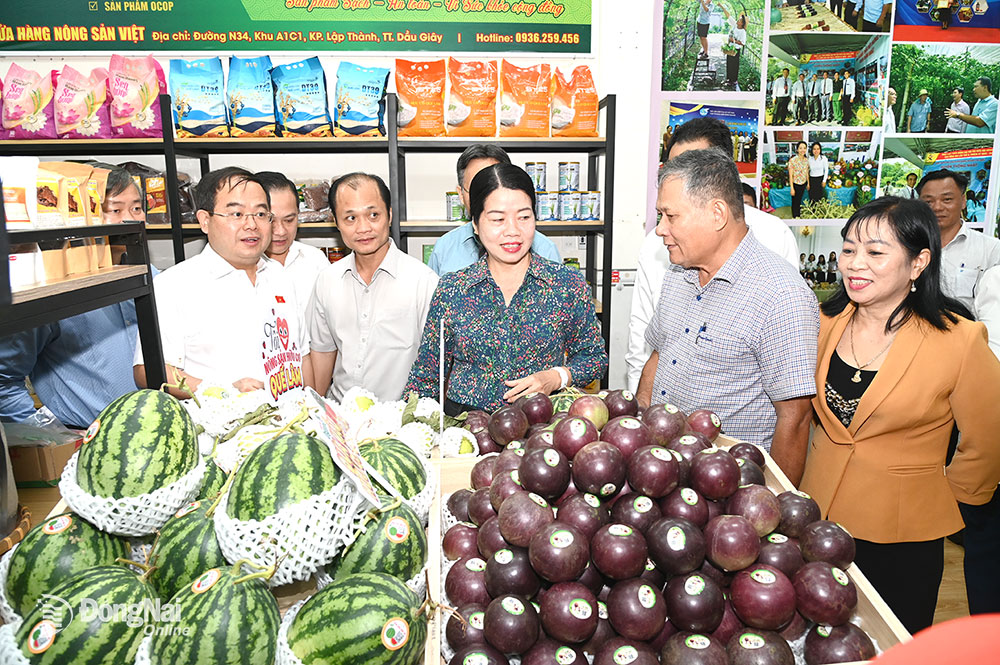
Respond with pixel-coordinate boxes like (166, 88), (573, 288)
(65, 238), (93, 275)
(40, 247), (68, 281)
(88, 237), (112, 269)
(9, 439), (80, 488)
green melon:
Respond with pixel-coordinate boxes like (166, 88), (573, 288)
(147, 500), (228, 601)
(196, 458), (227, 501)
(328, 499), (426, 583)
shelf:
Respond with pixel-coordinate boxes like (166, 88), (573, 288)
(396, 136), (606, 153)
(12, 265), (148, 304)
(0, 138), (166, 156)
(174, 136), (388, 156)
(8, 222), (146, 243)
(400, 220), (605, 234)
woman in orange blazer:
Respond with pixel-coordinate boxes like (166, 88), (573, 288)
(800, 196), (1000, 634)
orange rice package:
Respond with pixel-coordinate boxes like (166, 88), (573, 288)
(552, 65), (599, 137)
(499, 60), (551, 138)
(396, 59), (446, 138)
(446, 58), (497, 137)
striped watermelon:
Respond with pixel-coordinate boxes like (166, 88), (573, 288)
(287, 572), (426, 665)
(76, 390), (199, 498)
(359, 438), (427, 499)
(14, 565), (155, 664)
(149, 564), (279, 665)
(226, 433), (340, 522)
(197, 458), (227, 501)
(328, 499), (426, 583)
(5, 512), (129, 617)
(148, 500), (228, 600)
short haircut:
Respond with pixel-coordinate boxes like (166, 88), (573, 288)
(456, 144), (511, 187)
(256, 171), (298, 201)
(328, 172), (391, 219)
(665, 117), (733, 159)
(741, 182), (757, 206)
(106, 168), (138, 199)
(906, 172), (918, 182)
(978, 76), (993, 94)
(782, 67), (789, 73)
(468, 163), (536, 224)
(194, 167), (267, 212)
(954, 87), (964, 96)
(657, 148), (745, 223)
(916, 169), (969, 194)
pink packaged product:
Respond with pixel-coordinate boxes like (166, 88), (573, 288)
(55, 65), (112, 139)
(1, 63), (58, 139)
(108, 54), (165, 138)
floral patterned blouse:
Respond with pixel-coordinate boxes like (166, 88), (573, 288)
(404, 254), (608, 413)
(788, 155), (810, 186)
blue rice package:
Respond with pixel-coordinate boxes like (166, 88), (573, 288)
(168, 57), (228, 138)
(271, 57), (332, 138)
(334, 61), (390, 137)
(227, 55), (277, 137)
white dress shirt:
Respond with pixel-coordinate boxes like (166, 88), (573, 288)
(136, 245), (309, 394)
(808, 156), (829, 177)
(843, 78), (856, 98)
(791, 80), (807, 98)
(941, 225), (1000, 317)
(625, 206), (800, 392)
(306, 240), (438, 402)
(974, 266), (1000, 360)
(822, 78), (833, 95)
(282, 241), (330, 319)
(773, 76), (791, 98)
(884, 107), (896, 133)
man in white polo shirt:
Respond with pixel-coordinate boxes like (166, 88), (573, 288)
(134, 167), (310, 401)
(306, 172), (438, 402)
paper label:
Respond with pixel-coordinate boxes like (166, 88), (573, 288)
(544, 449), (561, 467)
(667, 525), (686, 551)
(381, 618), (410, 651)
(634, 496), (653, 513)
(685, 575), (706, 595)
(650, 447), (671, 461)
(686, 634), (711, 650)
(466, 558), (486, 572)
(42, 515), (73, 535)
(608, 524), (633, 537)
(569, 598), (593, 620)
(502, 597), (525, 615)
(739, 633), (765, 649)
(751, 569), (777, 585)
(191, 568), (222, 594)
(638, 584), (657, 608)
(550, 530), (574, 549)
(494, 549), (514, 565)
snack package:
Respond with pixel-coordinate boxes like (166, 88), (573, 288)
(499, 60), (551, 138)
(169, 58), (228, 138)
(54, 65), (112, 139)
(334, 61), (390, 137)
(298, 179), (330, 212)
(228, 55), (277, 137)
(87, 167), (111, 224)
(120, 162), (163, 224)
(552, 65), (599, 137)
(1, 156), (39, 229)
(395, 59), (446, 137)
(109, 54), (166, 138)
(446, 58), (498, 137)
(42, 162), (94, 226)
(271, 57), (333, 138)
(35, 167), (68, 228)
(2, 64), (57, 139)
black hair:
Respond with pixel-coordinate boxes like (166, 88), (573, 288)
(106, 167), (138, 199)
(915, 169), (969, 194)
(820, 197), (972, 332)
(255, 171), (298, 201)
(665, 117), (734, 159)
(456, 144), (511, 187)
(905, 172), (918, 182)
(811, 142), (822, 153)
(328, 172), (391, 220)
(195, 166), (268, 212)
(658, 148), (745, 223)
(977, 76), (993, 94)
(468, 163), (536, 225)
(954, 86), (964, 97)
(796, 140), (808, 152)
(741, 182), (757, 206)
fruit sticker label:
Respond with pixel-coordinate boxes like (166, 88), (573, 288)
(385, 517), (411, 544)
(495, 549), (514, 564)
(679, 435), (698, 445)
(27, 619), (58, 654)
(739, 633), (766, 649)
(681, 488), (699, 505)
(584, 494), (601, 508)
(685, 575), (706, 596)
(751, 569), (777, 585)
(622, 390), (634, 400)
(515, 448), (525, 457)
(463, 655), (489, 665)
(540, 432), (554, 445)
(191, 568), (222, 594)
(42, 515), (73, 535)
(544, 449), (561, 467)
(620, 418), (641, 430)
(685, 635), (711, 650)
(832, 567), (850, 586)
(817, 625), (832, 638)
(767, 533), (788, 544)
(665, 404), (679, 413)
(598, 601), (609, 619)
(711, 414), (721, 427)
(650, 447), (671, 461)
(600, 483), (618, 497)
(381, 617), (410, 651)
(469, 612), (485, 629)
(569, 598), (593, 620)
(613, 646), (639, 663)
(794, 490), (812, 499)
(667, 525), (686, 551)
(507, 440), (523, 450)
(466, 558), (487, 572)
(511, 470), (521, 486)
(502, 597), (525, 615)
(608, 524), (633, 537)
(670, 449), (685, 462)
(530, 493), (549, 508)
(83, 419), (100, 443)
(646, 558), (657, 571)
(174, 501), (202, 518)
(637, 584), (657, 608)
(550, 530), (575, 549)
(555, 646), (578, 664)
(570, 419), (587, 437)
(634, 496), (653, 513)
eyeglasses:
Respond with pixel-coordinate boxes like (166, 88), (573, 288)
(207, 210), (274, 223)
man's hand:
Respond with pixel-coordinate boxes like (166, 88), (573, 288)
(503, 369), (562, 403)
(233, 377), (265, 393)
(636, 351), (659, 409)
(769, 395), (814, 486)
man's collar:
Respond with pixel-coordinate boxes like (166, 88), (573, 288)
(945, 224), (971, 247)
(682, 228), (758, 287)
(200, 243), (269, 279)
(339, 239), (401, 279)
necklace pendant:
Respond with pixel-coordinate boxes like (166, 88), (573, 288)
(851, 369), (862, 383)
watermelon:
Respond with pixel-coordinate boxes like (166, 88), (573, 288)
(359, 438), (426, 499)
(148, 500), (228, 600)
(5, 513), (129, 617)
(14, 565), (155, 664)
(328, 499), (426, 583)
(75, 389), (199, 498)
(197, 458), (227, 501)
(287, 572), (427, 665)
(226, 433), (340, 522)
(149, 564), (279, 665)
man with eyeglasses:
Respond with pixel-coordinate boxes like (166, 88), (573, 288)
(134, 167), (312, 400)
(426, 144), (560, 276)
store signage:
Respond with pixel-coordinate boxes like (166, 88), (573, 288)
(0, 0), (592, 53)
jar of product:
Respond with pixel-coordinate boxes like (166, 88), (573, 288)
(558, 161), (580, 191)
(535, 191), (558, 221)
(446, 192), (466, 221)
(558, 191), (581, 221)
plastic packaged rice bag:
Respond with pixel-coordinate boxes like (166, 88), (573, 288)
(2, 63), (57, 139)
(500, 60), (551, 138)
(334, 61), (389, 137)
(552, 65), (598, 137)
(228, 55), (277, 137)
(169, 57), (228, 138)
(109, 54), (166, 138)
(271, 57), (333, 138)
(446, 58), (497, 137)
(395, 58), (445, 137)
(54, 65), (112, 139)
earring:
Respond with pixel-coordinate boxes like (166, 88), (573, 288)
(910, 281), (917, 293)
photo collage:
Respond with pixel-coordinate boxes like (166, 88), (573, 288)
(649, 0), (1000, 295)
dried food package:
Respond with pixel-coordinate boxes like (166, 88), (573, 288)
(42, 162), (94, 226)
(35, 167), (68, 228)
(272, 57), (333, 138)
(298, 179), (330, 212)
(552, 65), (599, 137)
(446, 58), (497, 137)
(396, 58), (446, 137)
(109, 54), (166, 138)
(54, 65), (112, 139)
(499, 60), (551, 138)
(228, 55), (277, 137)
(169, 57), (229, 138)
(1, 156), (39, 228)
(334, 61), (389, 137)
(2, 63), (57, 139)
(88, 167), (111, 224)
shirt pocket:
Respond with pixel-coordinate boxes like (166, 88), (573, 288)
(690, 332), (756, 380)
(955, 267), (981, 301)
(378, 306), (418, 351)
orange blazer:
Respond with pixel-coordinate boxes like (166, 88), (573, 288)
(800, 306), (1000, 543)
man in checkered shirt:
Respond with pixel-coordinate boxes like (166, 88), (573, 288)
(636, 148), (819, 485)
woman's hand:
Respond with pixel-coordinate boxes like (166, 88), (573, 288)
(503, 369), (562, 403)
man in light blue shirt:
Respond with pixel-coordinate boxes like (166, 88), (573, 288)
(907, 90), (932, 132)
(854, 0), (891, 30)
(427, 145), (561, 276)
(949, 76), (998, 135)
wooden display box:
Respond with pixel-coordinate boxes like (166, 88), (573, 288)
(426, 436), (912, 664)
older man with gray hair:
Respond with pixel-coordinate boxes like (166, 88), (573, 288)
(636, 148), (819, 484)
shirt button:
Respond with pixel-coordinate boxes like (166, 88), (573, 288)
(696, 295), (702, 301)
(364, 288), (369, 294)
(672, 359), (677, 365)
(685, 328), (689, 333)
(362, 313), (368, 319)
(661, 390), (666, 396)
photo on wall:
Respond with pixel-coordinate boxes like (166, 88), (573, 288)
(880, 137), (993, 226)
(886, 43), (1000, 134)
(658, 101), (761, 177)
(769, 0), (893, 34)
(662, 0), (765, 91)
(790, 225), (849, 299)
(893, 0), (999, 44)
(761, 127), (882, 220)
(766, 34), (889, 127)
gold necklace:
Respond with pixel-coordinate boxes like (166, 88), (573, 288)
(849, 317), (895, 383)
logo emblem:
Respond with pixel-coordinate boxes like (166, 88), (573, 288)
(385, 517), (410, 543)
(276, 317), (290, 349)
(381, 618), (410, 650)
(38, 594), (74, 632)
(42, 515), (73, 535)
(27, 619), (58, 654)
(175, 501), (202, 518)
(191, 568), (222, 594)
(83, 419), (100, 443)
